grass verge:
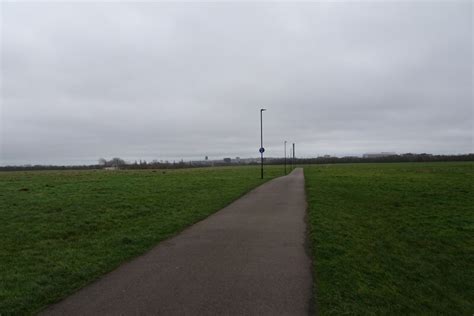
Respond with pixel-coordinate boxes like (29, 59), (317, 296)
(305, 162), (473, 315)
(0, 166), (282, 314)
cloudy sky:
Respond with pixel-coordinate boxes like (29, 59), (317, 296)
(1, 1), (472, 165)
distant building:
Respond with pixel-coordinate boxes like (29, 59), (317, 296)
(363, 152), (396, 158)
(223, 158), (231, 163)
(238, 158), (260, 164)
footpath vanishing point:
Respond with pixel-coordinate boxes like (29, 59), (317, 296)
(42, 168), (312, 315)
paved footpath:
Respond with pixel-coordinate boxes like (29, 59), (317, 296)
(42, 168), (312, 316)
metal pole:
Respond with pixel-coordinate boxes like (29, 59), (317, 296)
(260, 109), (266, 179)
(292, 143), (295, 170)
(284, 141), (287, 174)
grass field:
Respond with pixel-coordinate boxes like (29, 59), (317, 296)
(0, 166), (283, 314)
(2, 162), (473, 314)
(305, 162), (473, 315)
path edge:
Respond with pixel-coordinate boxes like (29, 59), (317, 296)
(303, 167), (319, 316)
(37, 172), (288, 314)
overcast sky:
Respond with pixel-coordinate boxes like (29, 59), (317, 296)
(1, 1), (472, 165)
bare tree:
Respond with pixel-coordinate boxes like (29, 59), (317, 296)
(98, 158), (107, 166)
(110, 157), (125, 168)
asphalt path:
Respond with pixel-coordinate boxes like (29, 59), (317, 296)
(42, 168), (312, 315)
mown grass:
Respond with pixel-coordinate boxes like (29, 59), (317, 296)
(0, 166), (283, 314)
(305, 162), (473, 315)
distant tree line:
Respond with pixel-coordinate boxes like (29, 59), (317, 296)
(98, 157), (126, 168)
(0, 164), (99, 172)
(0, 153), (472, 172)
(267, 153), (474, 165)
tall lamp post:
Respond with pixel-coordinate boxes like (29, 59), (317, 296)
(292, 143), (295, 170)
(260, 108), (266, 179)
(284, 140), (287, 175)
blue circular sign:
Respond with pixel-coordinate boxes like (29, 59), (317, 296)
(259, 147), (265, 153)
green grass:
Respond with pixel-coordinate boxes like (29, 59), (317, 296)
(0, 166), (283, 314)
(305, 162), (474, 315)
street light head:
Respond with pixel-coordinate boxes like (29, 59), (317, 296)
(261, 108), (266, 112)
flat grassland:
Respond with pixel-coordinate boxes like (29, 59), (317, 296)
(305, 162), (473, 314)
(0, 166), (282, 314)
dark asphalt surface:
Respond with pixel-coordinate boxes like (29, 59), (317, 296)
(41, 168), (312, 315)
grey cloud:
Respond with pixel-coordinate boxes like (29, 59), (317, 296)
(1, 1), (472, 165)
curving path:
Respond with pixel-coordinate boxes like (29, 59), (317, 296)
(42, 168), (312, 315)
